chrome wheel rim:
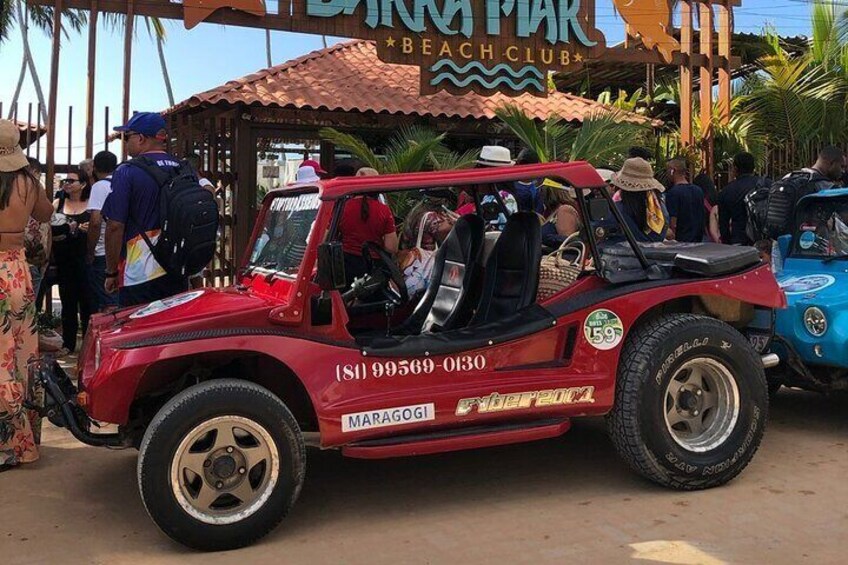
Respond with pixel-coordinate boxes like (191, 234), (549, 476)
(663, 357), (740, 453)
(170, 416), (280, 525)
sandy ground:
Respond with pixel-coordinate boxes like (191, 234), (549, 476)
(1, 388), (846, 565)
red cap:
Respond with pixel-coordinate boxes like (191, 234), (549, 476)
(300, 159), (327, 175)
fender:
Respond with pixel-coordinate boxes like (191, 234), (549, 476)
(86, 333), (346, 429)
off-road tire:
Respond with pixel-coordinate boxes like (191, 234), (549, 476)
(607, 313), (767, 490)
(138, 379), (306, 551)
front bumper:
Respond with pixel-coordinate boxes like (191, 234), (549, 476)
(30, 359), (130, 448)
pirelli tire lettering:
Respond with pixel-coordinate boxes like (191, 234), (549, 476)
(607, 313), (768, 490)
(335, 354), (486, 382)
(456, 386), (595, 416)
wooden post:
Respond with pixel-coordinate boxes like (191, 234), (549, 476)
(717, 2), (732, 124)
(700, 2), (715, 177)
(45, 0), (63, 199)
(679, 0), (694, 147)
(233, 114), (254, 269)
(67, 105), (73, 166)
(85, 0), (98, 158)
(121, 0), (135, 159)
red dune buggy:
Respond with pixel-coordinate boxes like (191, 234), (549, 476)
(38, 162), (784, 550)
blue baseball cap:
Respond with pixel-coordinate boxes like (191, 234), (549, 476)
(113, 112), (167, 137)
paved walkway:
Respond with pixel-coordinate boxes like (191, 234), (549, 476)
(2, 389), (846, 564)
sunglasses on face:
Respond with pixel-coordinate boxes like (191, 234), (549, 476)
(123, 132), (142, 141)
(60, 178), (79, 185)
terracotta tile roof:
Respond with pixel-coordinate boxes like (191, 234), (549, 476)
(168, 40), (650, 124)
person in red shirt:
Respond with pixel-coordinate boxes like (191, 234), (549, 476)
(339, 194), (398, 286)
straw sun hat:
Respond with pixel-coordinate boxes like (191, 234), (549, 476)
(0, 120), (29, 173)
(610, 157), (665, 192)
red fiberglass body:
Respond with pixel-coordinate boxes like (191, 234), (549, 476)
(75, 162), (785, 457)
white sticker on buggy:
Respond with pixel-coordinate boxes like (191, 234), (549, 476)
(129, 290), (204, 319)
(584, 309), (624, 350)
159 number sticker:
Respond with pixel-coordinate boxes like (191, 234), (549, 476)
(335, 354), (486, 382)
(583, 309), (624, 351)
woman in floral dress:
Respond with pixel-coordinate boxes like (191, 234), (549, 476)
(0, 120), (53, 470)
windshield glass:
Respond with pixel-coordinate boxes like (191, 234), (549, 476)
(248, 192), (320, 276)
(793, 198), (848, 258)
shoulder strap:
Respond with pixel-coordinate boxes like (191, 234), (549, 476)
(122, 156), (174, 261)
(126, 156), (178, 188)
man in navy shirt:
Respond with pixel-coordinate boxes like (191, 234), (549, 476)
(102, 112), (188, 306)
(664, 157), (705, 242)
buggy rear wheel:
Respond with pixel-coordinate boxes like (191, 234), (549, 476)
(607, 314), (767, 490)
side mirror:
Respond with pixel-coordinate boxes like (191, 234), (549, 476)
(317, 241), (346, 291)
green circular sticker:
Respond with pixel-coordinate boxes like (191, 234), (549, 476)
(584, 309), (624, 351)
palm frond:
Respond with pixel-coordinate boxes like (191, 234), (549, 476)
(565, 111), (650, 167)
(0, 0), (16, 44)
(27, 5), (86, 39)
(494, 104), (550, 161)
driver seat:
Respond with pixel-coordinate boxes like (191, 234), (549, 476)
(404, 214), (485, 333)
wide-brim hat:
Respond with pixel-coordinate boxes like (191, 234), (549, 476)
(610, 157), (665, 192)
(0, 120), (28, 172)
(476, 145), (515, 167)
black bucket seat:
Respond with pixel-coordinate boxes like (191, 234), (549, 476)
(470, 211), (541, 325)
(404, 214), (485, 333)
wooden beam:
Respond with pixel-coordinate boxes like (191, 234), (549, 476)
(700, 1), (715, 177)
(717, 3), (733, 124)
(122, 0), (134, 159)
(679, 0), (694, 147)
(45, 0), (63, 199)
(85, 0), (98, 157)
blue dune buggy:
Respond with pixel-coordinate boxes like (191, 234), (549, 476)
(770, 188), (848, 393)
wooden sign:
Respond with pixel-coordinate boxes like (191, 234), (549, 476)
(29, 0), (702, 97)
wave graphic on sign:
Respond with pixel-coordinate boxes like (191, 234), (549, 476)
(428, 60), (545, 92)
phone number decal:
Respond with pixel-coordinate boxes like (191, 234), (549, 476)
(335, 355), (486, 382)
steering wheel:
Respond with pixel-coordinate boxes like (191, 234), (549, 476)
(342, 242), (409, 307)
(362, 241), (409, 305)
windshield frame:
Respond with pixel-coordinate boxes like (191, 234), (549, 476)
(241, 187), (324, 280)
(789, 195), (848, 261)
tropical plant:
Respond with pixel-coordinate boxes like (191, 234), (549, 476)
(738, 3), (848, 171)
(495, 104), (651, 167)
(2, 0), (86, 121)
(319, 125), (478, 217)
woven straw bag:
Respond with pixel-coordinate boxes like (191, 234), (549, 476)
(537, 233), (585, 301)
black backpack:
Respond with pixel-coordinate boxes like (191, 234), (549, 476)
(743, 176), (772, 242)
(127, 156), (219, 278)
(762, 170), (826, 238)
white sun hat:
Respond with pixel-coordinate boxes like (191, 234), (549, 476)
(476, 145), (515, 167)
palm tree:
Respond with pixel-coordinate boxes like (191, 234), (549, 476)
(738, 2), (848, 170)
(495, 104), (650, 167)
(2, 0), (86, 122)
(102, 13), (174, 106)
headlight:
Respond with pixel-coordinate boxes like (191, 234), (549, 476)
(803, 307), (827, 337)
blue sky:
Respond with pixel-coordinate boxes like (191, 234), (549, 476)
(0, 0), (821, 162)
